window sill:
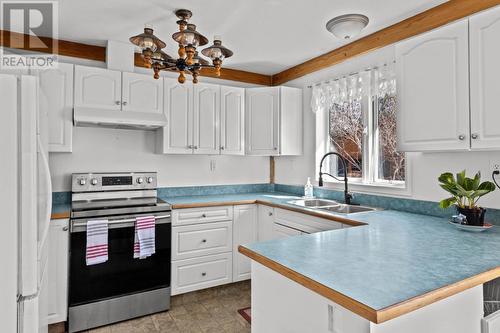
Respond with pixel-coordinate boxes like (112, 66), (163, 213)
(316, 179), (412, 197)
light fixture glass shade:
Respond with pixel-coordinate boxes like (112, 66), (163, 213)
(201, 37), (233, 60)
(129, 27), (166, 51)
(326, 14), (369, 40)
(172, 24), (208, 47)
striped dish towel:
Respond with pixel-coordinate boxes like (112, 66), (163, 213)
(133, 216), (156, 259)
(86, 220), (108, 266)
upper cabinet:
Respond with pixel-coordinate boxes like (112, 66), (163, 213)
(245, 86), (302, 156)
(220, 86), (245, 155)
(74, 65), (163, 114)
(122, 72), (163, 114)
(158, 79), (248, 156)
(74, 66), (122, 111)
(396, 19), (470, 152)
(193, 83), (220, 154)
(469, 6), (500, 149)
(36, 63), (74, 153)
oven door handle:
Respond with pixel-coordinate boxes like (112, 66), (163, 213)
(70, 214), (171, 233)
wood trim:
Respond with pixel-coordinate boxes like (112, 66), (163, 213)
(51, 211), (70, 220)
(269, 157), (275, 184)
(134, 53), (272, 86)
(1, 30), (106, 61)
(271, 0), (500, 85)
(239, 245), (500, 324)
(48, 322), (65, 333)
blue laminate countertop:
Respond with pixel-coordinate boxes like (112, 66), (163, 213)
(162, 192), (500, 323)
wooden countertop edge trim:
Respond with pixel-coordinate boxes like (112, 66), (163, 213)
(239, 245), (500, 324)
(50, 212), (70, 220)
(170, 199), (365, 227)
(238, 245), (379, 323)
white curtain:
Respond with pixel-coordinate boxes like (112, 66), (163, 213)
(310, 62), (396, 113)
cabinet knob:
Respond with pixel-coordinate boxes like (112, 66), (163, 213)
(273, 147), (278, 150)
(201, 213), (207, 218)
(458, 134), (465, 141)
(201, 272), (207, 277)
(471, 133), (479, 140)
(122, 101), (127, 106)
(194, 146), (198, 149)
(268, 212), (273, 216)
(115, 101), (121, 105)
(201, 239), (207, 243)
(62, 226), (69, 231)
(220, 146), (224, 150)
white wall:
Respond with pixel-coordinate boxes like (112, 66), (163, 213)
(275, 45), (500, 210)
(50, 126), (269, 191)
(48, 55), (269, 192)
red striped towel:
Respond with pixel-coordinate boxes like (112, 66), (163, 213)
(86, 220), (108, 265)
(134, 216), (156, 259)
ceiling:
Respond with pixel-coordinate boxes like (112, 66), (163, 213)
(53, 0), (446, 75)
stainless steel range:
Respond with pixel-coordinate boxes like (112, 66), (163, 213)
(68, 172), (171, 333)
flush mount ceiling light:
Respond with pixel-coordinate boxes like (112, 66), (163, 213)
(326, 14), (369, 40)
(130, 9), (233, 84)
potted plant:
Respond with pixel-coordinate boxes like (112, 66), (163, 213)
(438, 170), (496, 226)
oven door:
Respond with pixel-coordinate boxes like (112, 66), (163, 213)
(68, 212), (171, 307)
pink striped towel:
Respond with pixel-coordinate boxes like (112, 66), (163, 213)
(134, 216), (156, 259)
(86, 220), (108, 266)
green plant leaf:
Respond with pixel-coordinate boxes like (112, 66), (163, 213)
(456, 170), (466, 187)
(438, 172), (455, 185)
(439, 197), (456, 209)
(472, 172), (481, 190)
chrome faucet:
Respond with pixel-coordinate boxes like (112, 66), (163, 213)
(318, 152), (353, 205)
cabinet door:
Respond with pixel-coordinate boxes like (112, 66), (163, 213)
(470, 7), (500, 150)
(158, 78), (193, 154)
(395, 19), (469, 152)
(246, 87), (280, 155)
(47, 219), (68, 324)
(193, 83), (220, 154)
(279, 87), (303, 155)
(37, 63), (73, 152)
(220, 86), (245, 155)
(272, 223), (302, 239)
(121, 72), (163, 113)
(233, 205), (257, 282)
(74, 65), (122, 110)
(257, 205), (275, 241)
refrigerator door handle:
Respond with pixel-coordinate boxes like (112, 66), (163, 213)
(38, 139), (52, 228)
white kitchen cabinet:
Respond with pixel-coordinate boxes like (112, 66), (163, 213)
(121, 72), (163, 114)
(37, 63), (74, 153)
(74, 65), (122, 111)
(274, 208), (343, 233)
(193, 83), (220, 154)
(246, 86), (302, 156)
(220, 86), (245, 155)
(470, 6), (500, 150)
(396, 19), (470, 152)
(273, 223), (303, 239)
(233, 205), (258, 282)
(157, 79), (193, 154)
(257, 205), (275, 241)
(172, 206), (233, 226)
(47, 219), (69, 324)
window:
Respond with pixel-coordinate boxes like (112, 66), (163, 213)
(314, 64), (405, 186)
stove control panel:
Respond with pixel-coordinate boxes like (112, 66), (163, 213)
(72, 172), (157, 192)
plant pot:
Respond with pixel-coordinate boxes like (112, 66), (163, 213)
(456, 206), (486, 226)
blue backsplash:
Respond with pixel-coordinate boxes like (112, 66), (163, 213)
(52, 183), (500, 225)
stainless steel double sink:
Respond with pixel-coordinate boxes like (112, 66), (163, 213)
(288, 199), (377, 214)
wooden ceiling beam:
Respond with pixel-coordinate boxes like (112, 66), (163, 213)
(0, 29), (272, 85)
(271, 0), (500, 86)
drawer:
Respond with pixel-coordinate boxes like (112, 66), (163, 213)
(172, 206), (233, 226)
(274, 208), (343, 233)
(171, 253), (233, 295)
(172, 221), (232, 260)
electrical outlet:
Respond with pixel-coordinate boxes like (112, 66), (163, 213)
(490, 160), (500, 175)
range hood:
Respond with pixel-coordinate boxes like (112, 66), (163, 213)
(74, 107), (167, 130)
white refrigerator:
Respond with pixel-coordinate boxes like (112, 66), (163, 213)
(0, 74), (52, 333)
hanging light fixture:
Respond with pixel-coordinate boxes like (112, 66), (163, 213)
(129, 9), (234, 84)
(326, 14), (369, 40)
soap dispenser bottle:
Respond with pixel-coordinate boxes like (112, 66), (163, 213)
(304, 177), (314, 198)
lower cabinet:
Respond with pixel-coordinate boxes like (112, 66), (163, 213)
(257, 205), (275, 241)
(273, 223), (304, 239)
(171, 253), (233, 295)
(233, 205), (258, 282)
(47, 219), (69, 324)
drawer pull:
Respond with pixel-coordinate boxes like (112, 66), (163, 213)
(201, 272), (207, 277)
(201, 239), (207, 243)
(268, 212), (273, 216)
(201, 213), (207, 218)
